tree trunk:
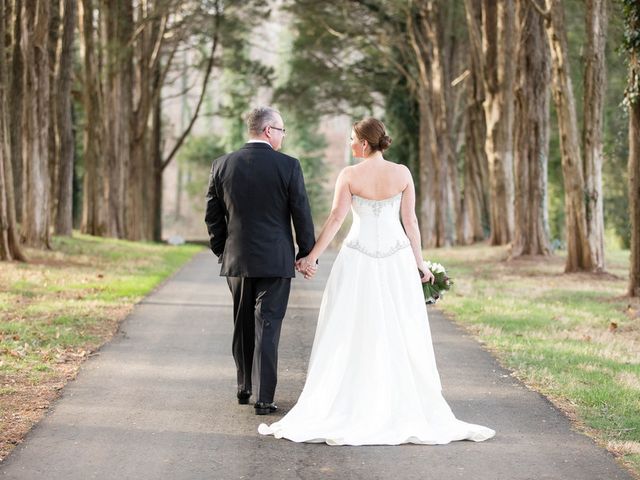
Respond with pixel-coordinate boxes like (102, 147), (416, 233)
(48, 0), (61, 226)
(482, 0), (516, 246)
(127, 0), (163, 241)
(427, 0), (459, 246)
(99, 0), (133, 238)
(418, 93), (438, 248)
(582, 0), (607, 271)
(0, 0), (26, 261)
(152, 64), (163, 242)
(512, 0), (551, 257)
(8, 0), (24, 224)
(21, 0), (51, 248)
(543, 0), (593, 272)
(462, 0), (489, 244)
(408, 0), (457, 248)
(79, 0), (107, 236)
(54, 0), (77, 236)
(629, 52), (640, 297)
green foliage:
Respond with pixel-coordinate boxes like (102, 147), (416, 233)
(177, 134), (226, 201)
(219, 44), (274, 150)
(621, 0), (640, 110)
(383, 76), (420, 175)
(177, 135), (226, 168)
(281, 110), (329, 221)
(621, 0), (640, 54)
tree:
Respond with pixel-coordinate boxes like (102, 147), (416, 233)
(583, 0), (607, 271)
(79, 0), (107, 236)
(54, 0), (77, 236)
(0, 0), (26, 261)
(512, 0), (551, 257)
(623, 0), (640, 297)
(482, 0), (516, 246)
(462, 0), (489, 244)
(536, 0), (594, 272)
(8, 0), (24, 224)
(21, 0), (52, 248)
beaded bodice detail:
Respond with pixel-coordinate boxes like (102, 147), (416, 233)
(344, 193), (411, 258)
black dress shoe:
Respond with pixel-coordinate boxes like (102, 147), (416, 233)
(254, 402), (278, 415)
(237, 390), (251, 405)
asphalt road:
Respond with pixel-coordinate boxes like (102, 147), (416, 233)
(0, 250), (634, 480)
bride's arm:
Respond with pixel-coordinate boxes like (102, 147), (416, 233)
(300, 168), (352, 266)
(400, 166), (434, 283)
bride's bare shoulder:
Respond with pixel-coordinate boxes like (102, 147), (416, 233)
(339, 165), (356, 178)
(384, 160), (411, 177)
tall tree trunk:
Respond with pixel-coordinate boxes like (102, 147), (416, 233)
(48, 0), (61, 226)
(54, 0), (77, 236)
(482, 0), (516, 246)
(152, 64), (163, 242)
(407, 6), (437, 248)
(427, 0), (459, 246)
(542, 0), (593, 272)
(0, 0), (26, 261)
(8, 0), (24, 224)
(583, 0), (607, 271)
(418, 93), (438, 248)
(127, 0), (160, 241)
(628, 28), (640, 296)
(101, 0), (132, 238)
(512, 0), (551, 257)
(408, 0), (456, 248)
(79, 0), (107, 236)
(462, 0), (489, 244)
(21, 0), (51, 248)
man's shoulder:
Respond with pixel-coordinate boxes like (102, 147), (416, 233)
(273, 150), (299, 165)
(213, 146), (300, 171)
(211, 151), (232, 168)
(252, 148), (300, 170)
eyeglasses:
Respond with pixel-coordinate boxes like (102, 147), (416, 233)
(267, 125), (286, 135)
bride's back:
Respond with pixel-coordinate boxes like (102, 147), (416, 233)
(348, 159), (407, 200)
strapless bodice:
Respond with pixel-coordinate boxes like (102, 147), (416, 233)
(343, 193), (411, 258)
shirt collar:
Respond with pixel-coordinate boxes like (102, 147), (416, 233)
(247, 139), (272, 147)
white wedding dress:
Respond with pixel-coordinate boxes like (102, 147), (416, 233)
(258, 192), (495, 445)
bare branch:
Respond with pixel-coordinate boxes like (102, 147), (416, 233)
(527, 0), (551, 19)
(161, 3), (220, 171)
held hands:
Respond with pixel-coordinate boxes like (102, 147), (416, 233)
(295, 256), (318, 280)
(418, 261), (435, 284)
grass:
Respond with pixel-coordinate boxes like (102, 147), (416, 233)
(426, 243), (640, 477)
(0, 233), (202, 459)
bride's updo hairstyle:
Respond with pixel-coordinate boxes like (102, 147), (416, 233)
(353, 117), (392, 152)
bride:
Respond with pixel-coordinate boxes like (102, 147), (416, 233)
(258, 118), (495, 446)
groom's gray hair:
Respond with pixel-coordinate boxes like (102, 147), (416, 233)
(246, 106), (280, 136)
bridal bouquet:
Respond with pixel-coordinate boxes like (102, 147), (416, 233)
(420, 261), (453, 305)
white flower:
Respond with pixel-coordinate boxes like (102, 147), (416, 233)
(431, 262), (445, 274)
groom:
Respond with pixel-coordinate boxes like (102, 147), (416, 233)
(205, 106), (316, 415)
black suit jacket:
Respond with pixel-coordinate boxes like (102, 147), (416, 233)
(205, 142), (316, 278)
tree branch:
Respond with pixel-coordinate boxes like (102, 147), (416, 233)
(527, 0), (551, 19)
(161, 4), (220, 172)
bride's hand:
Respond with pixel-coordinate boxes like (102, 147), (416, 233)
(296, 256), (317, 279)
(418, 262), (435, 284)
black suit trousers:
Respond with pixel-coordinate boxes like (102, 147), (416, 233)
(226, 277), (291, 403)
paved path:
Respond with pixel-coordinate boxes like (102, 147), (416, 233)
(0, 251), (634, 480)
